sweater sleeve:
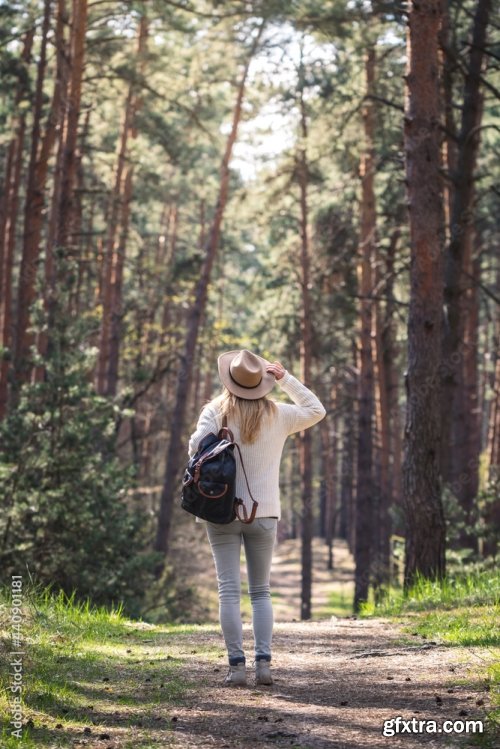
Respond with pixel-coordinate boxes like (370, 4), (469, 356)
(277, 371), (326, 435)
(188, 403), (219, 458)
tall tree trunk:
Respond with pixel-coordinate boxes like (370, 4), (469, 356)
(402, 0), (446, 589)
(96, 15), (148, 395)
(383, 230), (403, 523)
(484, 306), (500, 557)
(56, 0), (88, 250)
(339, 372), (356, 549)
(15, 0), (57, 383)
(372, 237), (392, 593)
(154, 24), (265, 565)
(438, 0), (458, 230)
(0, 26), (35, 417)
(35, 0), (71, 383)
(73, 108), (91, 313)
(320, 386), (337, 571)
(96, 14), (149, 396)
(451, 227), (481, 550)
(297, 48), (314, 621)
(95, 82), (133, 396)
(345, 359), (359, 556)
(440, 0), (491, 486)
(354, 46), (376, 612)
(107, 163), (134, 392)
(487, 317), (500, 474)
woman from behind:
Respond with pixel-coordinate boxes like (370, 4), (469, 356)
(188, 349), (326, 686)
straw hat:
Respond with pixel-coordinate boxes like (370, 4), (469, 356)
(217, 349), (276, 400)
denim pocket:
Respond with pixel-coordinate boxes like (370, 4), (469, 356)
(257, 517), (277, 531)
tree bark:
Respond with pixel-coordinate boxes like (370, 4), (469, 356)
(440, 0), (491, 486)
(340, 368), (356, 553)
(296, 46), (315, 621)
(452, 227), (480, 550)
(486, 307), (500, 474)
(0, 26), (35, 417)
(35, 0), (71, 383)
(438, 0), (458, 229)
(372, 234), (393, 593)
(484, 306), (500, 558)
(383, 230), (403, 522)
(354, 46), (376, 612)
(153, 24), (265, 565)
(15, 0), (57, 383)
(96, 13), (149, 396)
(56, 0), (88, 250)
(320, 387), (337, 571)
(402, 0), (446, 589)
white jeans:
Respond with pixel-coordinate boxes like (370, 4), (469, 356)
(205, 517), (278, 665)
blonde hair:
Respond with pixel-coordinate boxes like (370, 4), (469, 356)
(212, 387), (277, 444)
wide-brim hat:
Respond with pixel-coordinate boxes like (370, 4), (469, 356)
(217, 349), (275, 400)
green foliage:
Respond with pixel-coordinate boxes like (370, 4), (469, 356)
(476, 475), (500, 557)
(442, 474), (500, 559)
(360, 567), (500, 617)
(0, 255), (160, 617)
(0, 582), (200, 748)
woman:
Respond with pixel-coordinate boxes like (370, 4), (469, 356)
(188, 349), (326, 687)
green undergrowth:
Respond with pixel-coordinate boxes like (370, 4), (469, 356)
(0, 583), (221, 748)
(361, 568), (500, 747)
(315, 587), (354, 618)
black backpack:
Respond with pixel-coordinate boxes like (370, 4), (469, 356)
(181, 421), (258, 524)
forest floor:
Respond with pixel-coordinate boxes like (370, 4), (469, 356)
(138, 617), (491, 749)
(113, 532), (492, 749)
(2, 534), (495, 749)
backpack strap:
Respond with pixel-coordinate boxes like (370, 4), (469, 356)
(219, 414), (234, 442)
(233, 442), (259, 524)
(220, 414), (259, 524)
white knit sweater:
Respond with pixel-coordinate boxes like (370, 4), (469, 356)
(187, 371), (326, 520)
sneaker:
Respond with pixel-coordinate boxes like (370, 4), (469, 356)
(255, 659), (273, 685)
(224, 662), (247, 687)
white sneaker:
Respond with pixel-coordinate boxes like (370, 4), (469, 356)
(224, 662), (247, 686)
(255, 659), (273, 685)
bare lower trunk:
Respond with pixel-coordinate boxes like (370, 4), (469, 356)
(402, 0), (446, 589)
(297, 46), (314, 620)
(372, 236), (393, 591)
(354, 46), (376, 612)
(320, 396), (337, 571)
(452, 227), (480, 551)
(440, 0), (491, 484)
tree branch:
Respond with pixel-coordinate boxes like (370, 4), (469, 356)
(365, 94), (404, 112)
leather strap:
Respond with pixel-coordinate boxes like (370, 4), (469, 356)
(220, 414), (234, 442)
(221, 415), (259, 524)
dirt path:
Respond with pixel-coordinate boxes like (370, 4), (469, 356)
(145, 528), (493, 748)
(162, 618), (491, 749)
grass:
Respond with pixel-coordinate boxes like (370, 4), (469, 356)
(314, 587), (354, 618)
(360, 567), (500, 747)
(0, 583), (222, 748)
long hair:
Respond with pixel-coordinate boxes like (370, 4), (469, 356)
(211, 387), (277, 444)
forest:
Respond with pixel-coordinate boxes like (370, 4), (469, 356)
(0, 0), (499, 625)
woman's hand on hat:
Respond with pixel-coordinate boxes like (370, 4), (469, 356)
(266, 361), (286, 380)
